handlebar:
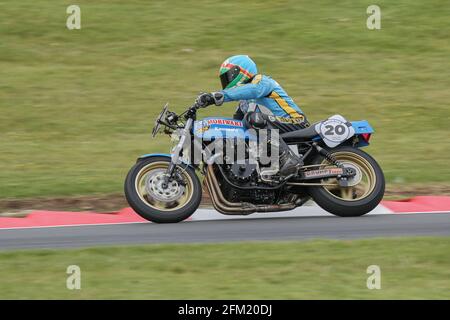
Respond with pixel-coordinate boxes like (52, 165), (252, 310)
(162, 97), (209, 124)
(183, 104), (200, 120)
(152, 101), (202, 137)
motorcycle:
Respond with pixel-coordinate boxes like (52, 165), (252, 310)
(124, 101), (385, 223)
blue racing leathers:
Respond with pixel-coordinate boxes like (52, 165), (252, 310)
(220, 74), (306, 121)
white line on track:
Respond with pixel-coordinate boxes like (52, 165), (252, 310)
(2, 203), (447, 231)
(0, 203), (394, 231)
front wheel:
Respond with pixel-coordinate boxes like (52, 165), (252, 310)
(307, 146), (385, 217)
(124, 157), (202, 223)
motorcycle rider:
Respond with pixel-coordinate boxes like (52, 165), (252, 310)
(196, 55), (309, 177)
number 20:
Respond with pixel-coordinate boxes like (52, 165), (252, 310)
(324, 124), (346, 136)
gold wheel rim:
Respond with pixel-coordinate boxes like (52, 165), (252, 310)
(135, 162), (194, 211)
(321, 152), (377, 202)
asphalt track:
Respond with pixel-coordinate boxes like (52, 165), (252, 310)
(0, 212), (449, 250)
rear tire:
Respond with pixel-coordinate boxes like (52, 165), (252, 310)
(124, 157), (202, 223)
(307, 146), (385, 217)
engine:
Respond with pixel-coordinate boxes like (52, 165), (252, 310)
(229, 163), (258, 182)
(219, 164), (278, 205)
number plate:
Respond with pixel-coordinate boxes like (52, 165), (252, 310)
(315, 115), (355, 148)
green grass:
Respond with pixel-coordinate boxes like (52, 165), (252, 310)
(0, 237), (448, 299)
(1, 0), (449, 198)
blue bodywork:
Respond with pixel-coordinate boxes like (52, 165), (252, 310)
(351, 120), (374, 147)
(193, 117), (374, 146)
(352, 120), (374, 134)
(140, 118), (374, 159)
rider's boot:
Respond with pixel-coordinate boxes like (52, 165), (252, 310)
(278, 140), (303, 177)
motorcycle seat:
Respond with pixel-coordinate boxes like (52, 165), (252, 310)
(280, 124), (319, 142)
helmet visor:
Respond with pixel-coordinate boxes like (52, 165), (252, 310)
(219, 65), (241, 89)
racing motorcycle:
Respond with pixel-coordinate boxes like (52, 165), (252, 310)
(124, 101), (385, 223)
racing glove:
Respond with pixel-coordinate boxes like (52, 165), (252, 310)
(196, 92), (224, 108)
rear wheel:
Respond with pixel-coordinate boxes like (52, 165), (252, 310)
(124, 157), (202, 223)
(307, 146), (385, 217)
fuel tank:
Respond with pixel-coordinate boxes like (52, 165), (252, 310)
(193, 117), (256, 141)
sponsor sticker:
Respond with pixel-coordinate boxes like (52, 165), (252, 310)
(274, 116), (305, 124)
(207, 119), (243, 127)
(196, 125), (210, 134)
(304, 168), (343, 178)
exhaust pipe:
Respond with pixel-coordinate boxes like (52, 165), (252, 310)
(204, 168), (255, 214)
(204, 165), (300, 215)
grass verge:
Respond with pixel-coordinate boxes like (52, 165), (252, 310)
(0, 237), (449, 299)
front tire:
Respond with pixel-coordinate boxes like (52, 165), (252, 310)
(307, 146), (385, 217)
(124, 157), (202, 223)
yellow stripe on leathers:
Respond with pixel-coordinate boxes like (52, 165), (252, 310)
(251, 74), (263, 84)
(268, 91), (302, 118)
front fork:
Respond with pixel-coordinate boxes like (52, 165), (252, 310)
(162, 118), (193, 188)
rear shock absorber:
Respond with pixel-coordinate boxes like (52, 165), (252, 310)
(312, 143), (343, 168)
(312, 143), (357, 187)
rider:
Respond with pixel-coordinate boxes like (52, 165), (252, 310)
(196, 55), (309, 177)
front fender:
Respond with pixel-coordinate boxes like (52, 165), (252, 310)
(138, 153), (172, 162)
(137, 153), (196, 169)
